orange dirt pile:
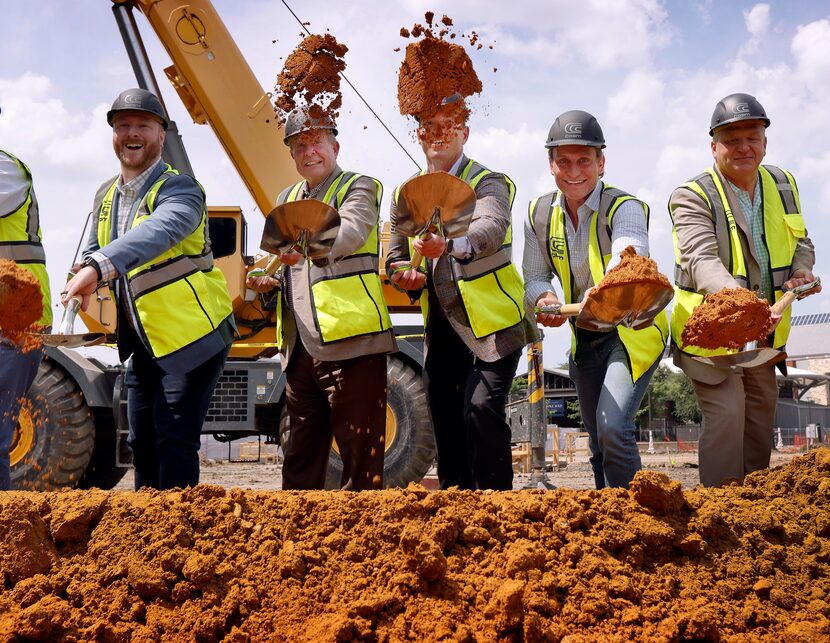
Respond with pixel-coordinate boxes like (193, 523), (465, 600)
(0, 259), (42, 332)
(274, 34), (348, 123)
(596, 246), (672, 291)
(1, 450), (829, 640)
(397, 13), (483, 123)
(682, 287), (773, 350)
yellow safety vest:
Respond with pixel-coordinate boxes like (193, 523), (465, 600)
(528, 183), (668, 383)
(670, 165), (804, 357)
(96, 165), (233, 365)
(0, 150), (52, 327)
(395, 159), (527, 339)
(276, 171), (392, 347)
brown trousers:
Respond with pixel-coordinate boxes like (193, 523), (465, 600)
(691, 364), (778, 487)
(282, 342), (386, 490)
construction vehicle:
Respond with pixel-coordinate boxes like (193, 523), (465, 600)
(10, 0), (435, 490)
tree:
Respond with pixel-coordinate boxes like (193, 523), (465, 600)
(640, 366), (701, 426)
(510, 376), (528, 394)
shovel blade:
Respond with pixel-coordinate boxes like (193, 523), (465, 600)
(576, 280), (674, 331)
(395, 172), (476, 238)
(261, 199), (340, 259)
(40, 333), (107, 348)
(692, 347), (786, 369)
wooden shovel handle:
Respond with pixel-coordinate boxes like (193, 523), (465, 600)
(264, 254), (283, 276)
(536, 303), (582, 317)
(409, 250), (425, 271)
(770, 290), (797, 316)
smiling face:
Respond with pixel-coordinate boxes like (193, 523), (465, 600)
(288, 129), (339, 189)
(549, 145), (604, 210)
(111, 111), (165, 180)
(417, 105), (469, 172)
(711, 120), (767, 188)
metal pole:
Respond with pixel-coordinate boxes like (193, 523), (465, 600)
(523, 329), (555, 489)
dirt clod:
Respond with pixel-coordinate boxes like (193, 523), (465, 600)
(0, 259), (42, 331)
(0, 451), (828, 639)
(682, 287), (773, 350)
(596, 245), (671, 292)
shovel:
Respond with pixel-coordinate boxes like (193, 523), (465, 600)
(692, 278), (820, 369)
(260, 199), (341, 260)
(37, 297), (106, 348)
(393, 172), (476, 270)
(536, 279), (673, 332)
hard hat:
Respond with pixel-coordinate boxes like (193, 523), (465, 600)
(106, 88), (169, 130)
(545, 110), (606, 149)
(283, 106), (338, 145)
(709, 93), (770, 136)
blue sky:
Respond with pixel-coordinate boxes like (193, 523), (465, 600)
(1, 0), (828, 366)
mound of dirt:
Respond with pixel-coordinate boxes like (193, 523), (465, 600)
(397, 12), (483, 123)
(596, 246), (671, 291)
(0, 450), (828, 640)
(682, 287), (773, 350)
(274, 33), (347, 124)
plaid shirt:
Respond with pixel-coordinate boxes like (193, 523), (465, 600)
(727, 178), (772, 302)
(90, 158), (163, 280)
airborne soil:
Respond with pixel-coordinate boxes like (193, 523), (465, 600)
(0, 449), (827, 641)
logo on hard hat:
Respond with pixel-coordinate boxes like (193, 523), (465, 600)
(124, 93), (143, 105)
(734, 102), (750, 114)
(564, 122), (582, 135)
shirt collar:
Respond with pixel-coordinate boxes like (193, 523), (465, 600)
(304, 164), (342, 199)
(118, 157), (163, 194)
(556, 181), (603, 220)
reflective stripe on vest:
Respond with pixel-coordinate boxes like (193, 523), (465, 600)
(395, 159), (525, 339)
(278, 171), (392, 344)
(0, 150), (52, 326)
(96, 166), (233, 361)
(669, 165), (803, 356)
(528, 183), (667, 383)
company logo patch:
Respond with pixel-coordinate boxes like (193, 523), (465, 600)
(734, 102), (750, 114)
(124, 93), (143, 105)
(564, 122), (582, 135)
(549, 236), (566, 260)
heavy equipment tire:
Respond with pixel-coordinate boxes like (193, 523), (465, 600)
(324, 355), (435, 489)
(10, 357), (95, 490)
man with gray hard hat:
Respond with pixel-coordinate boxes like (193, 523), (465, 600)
(63, 88), (235, 490)
(669, 92), (819, 487)
(523, 109), (667, 489)
(247, 105), (395, 490)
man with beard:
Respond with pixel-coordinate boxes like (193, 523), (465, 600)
(63, 88), (235, 490)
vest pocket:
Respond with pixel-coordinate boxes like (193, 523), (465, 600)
(457, 265), (524, 338)
(310, 273), (391, 343)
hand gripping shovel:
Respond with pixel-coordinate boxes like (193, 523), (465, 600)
(692, 277), (820, 369)
(260, 199), (341, 261)
(393, 172), (476, 271)
(535, 277), (673, 332)
(38, 297), (106, 348)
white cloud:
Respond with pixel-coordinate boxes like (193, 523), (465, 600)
(745, 4), (771, 37)
(791, 19), (830, 91)
(606, 69), (665, 130)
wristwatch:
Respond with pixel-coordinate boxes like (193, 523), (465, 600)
(82, 256), (102, 280)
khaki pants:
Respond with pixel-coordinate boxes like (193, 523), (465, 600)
(691, 364), (777, 487)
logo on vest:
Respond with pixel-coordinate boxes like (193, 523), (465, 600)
(98, 203), (111, 222)
(549, 236), (566, 259)
(733, 102), (750, 114)
(564, 122), (582, 135)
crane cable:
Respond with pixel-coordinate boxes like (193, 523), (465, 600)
(278, 0), (422, 171)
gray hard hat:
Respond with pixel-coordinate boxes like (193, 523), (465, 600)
(545, 110), (606, 149)
(709, 93), (770, 136)
(283, 106), (338, 145)
(106, 88), (169, 130)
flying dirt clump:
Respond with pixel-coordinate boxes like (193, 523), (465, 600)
(682, 287), (773, 350)
(397, 12), (484, 124)
(274, 33), (348, 125)
(0, 259), (42, 332)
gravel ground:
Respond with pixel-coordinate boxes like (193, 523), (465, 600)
(113, 448), (802, 491)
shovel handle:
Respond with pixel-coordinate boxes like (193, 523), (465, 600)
(770, 290), (797, 316)
(535, 303), (581, 317)
(264, 254), (283, 276)
(409, 250), (425, 271)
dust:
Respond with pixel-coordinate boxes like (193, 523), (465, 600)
(397, 12), (483, 131)
(682, 287), (773, 350)
(274, 33), (348, 125)
(0, 450), (828, 640)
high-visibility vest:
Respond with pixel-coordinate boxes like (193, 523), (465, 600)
(670, 165), (804, 357)
(0, 150), (52, 326)
(276, 171), (392, 347)
(528, 183), (668, 383)
(395, 159), (527, 339)
(96, 165), (233, 368)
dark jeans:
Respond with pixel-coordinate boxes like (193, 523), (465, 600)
(126, 341), (229, 490)
(0, 338), (44, 490)
(423, 314), (521, 491)
(282, 342), (386, 490)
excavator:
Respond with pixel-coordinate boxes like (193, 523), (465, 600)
(9, 0), (435, 490)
